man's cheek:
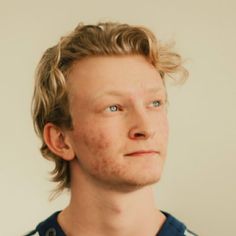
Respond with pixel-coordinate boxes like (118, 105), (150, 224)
(91, 157), (121, 175)
(163, 122), (169, 141)
(159, 117), (169, 139)
(81, 129), (112, 154)
(155, 118), (169, 151)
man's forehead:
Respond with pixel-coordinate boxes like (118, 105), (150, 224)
(68, 55), (157, 79)
(67, 55), (165, 98)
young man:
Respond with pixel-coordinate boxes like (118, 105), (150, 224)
(26, 22), (197, 236)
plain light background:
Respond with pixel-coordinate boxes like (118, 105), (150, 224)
(0, 0), (235, 235)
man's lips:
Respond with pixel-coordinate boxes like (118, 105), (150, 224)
(124, 150), (160, 156)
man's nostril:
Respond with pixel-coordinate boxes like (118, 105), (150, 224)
(134, 133), (145, 137)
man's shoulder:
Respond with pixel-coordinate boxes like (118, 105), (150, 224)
(23, 211), (64, 236)
(159, 211), (198, 236)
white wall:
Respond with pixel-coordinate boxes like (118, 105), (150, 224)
(0, 0), (235, 235)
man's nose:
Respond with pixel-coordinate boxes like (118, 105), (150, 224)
(128, 109), (155, 140)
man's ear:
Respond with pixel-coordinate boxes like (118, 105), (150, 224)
(43, 123), (75, 161)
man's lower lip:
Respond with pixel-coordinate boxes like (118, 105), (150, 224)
(125, 152), (159, 157)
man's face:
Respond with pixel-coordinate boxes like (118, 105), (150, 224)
(66, 55), (169, 191)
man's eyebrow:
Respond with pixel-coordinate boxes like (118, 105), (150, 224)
(93, 87), (166, 100)
(145, 87), (165, 94)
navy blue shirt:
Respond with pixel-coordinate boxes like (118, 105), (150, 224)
(25, 211), (197, 236)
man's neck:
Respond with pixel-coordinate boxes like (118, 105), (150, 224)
(58, 164), (166, 236)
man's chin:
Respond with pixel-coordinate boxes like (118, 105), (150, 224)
(124, 176), (161, 188)
(97, 175), (161, 193)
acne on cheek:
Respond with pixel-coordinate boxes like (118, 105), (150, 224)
(78, 128), (125, 176)
(81, 128), (112, 154)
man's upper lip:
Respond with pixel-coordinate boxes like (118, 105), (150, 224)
(125, 150), (159, 156)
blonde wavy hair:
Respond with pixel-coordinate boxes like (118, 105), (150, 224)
(32, 22), (188, 198)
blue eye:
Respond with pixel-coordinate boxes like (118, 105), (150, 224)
(108, 105), (119, 112)
(152, 100), (161, 107)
